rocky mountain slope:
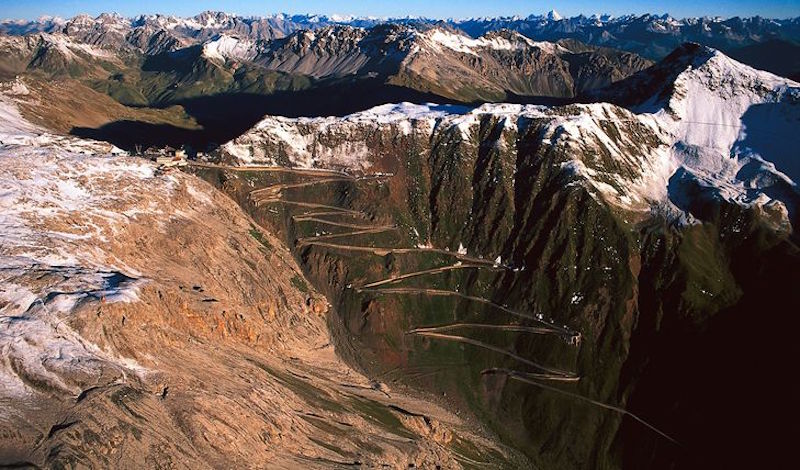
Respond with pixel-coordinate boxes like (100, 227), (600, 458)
(0, 94), (522, 468)
(204, 45), (799, 468)
(197, 25), (651, 101)
(1, 21), (650, 100)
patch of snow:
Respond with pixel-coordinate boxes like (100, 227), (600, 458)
(0, 94), (40, 139)
(64, 40), (117, 60)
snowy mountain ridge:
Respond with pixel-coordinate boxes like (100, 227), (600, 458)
(3, 11), (798, 62)
(644, 45), (799, 221)
(222, 45), (799, 227)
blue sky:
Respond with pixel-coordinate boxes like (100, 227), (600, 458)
(1, 0), (798, 21)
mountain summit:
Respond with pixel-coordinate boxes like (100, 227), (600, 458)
(593, 42), (799, 221)
(546, 9), (563, 21)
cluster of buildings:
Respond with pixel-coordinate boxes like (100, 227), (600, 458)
(152, 146), (188, 168)
(134, 145), (201, 170)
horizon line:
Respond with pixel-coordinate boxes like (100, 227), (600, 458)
(2, 9), (799, 23)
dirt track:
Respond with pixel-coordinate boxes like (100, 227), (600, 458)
(297, 242), (502, 267)
(482, 369), (679, 444)
(296, 226), (399, 244)
(362, 287), (580, 340)
(189, 162), (352, 178)
(408, 331), (577, 377)
(358, 263), (505, 289)
(293, 216), (396, 231)
(408, 323), (562, 336)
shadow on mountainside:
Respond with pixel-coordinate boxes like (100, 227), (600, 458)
(70, 80), (460, 150)
(619, 219), (800, 469)
(737, 101), (800, 185)
(70, 79), (581, 150)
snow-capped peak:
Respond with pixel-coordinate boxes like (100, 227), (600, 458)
(621, 43), (800, 219)
(420, 28), (562, 56)
(201, 34), (257, 63)
(547, 9), (563, 21)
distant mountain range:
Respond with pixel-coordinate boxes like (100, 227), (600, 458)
(2, 10), (798, 150)
(2, 10), (799, 78)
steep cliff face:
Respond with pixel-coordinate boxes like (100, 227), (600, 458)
(212, 105), (664, 466)
(209, 46), (800, 468)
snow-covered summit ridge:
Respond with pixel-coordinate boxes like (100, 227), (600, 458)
(201, 34), (259, 62)
(223, 99), (671, 210)
(631, 44), (800, 217)
(224, 45), (798, 225)
(419, 28), (565, 55)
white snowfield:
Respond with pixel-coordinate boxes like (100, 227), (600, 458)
(420, 29), (565, 56)
(201, 33), (258, 63)
(224, 46), (799, 222)
(657, 49), (800, 210)
(0, 93), (211, 399)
